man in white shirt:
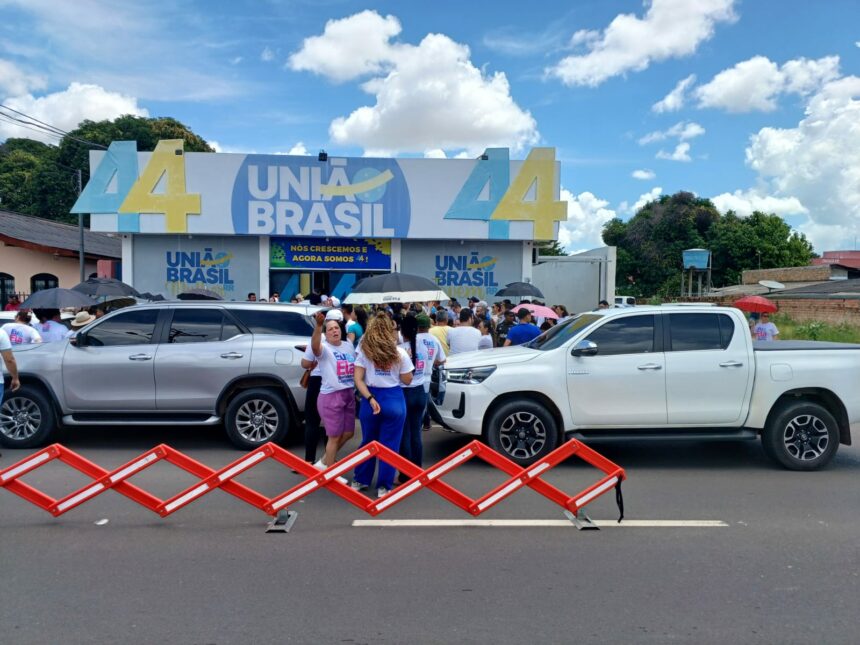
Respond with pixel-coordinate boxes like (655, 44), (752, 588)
(36, 310), (70, 343)
(2, 310), (42, 344)
(753, 312), (779, 341)
(0, 327), (21, 453)
(446, 309), (481, 354)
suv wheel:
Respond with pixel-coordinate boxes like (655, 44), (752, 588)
(225, 388), (289, 449)
(486, 399), (559, 466)
(763, 401), (839, 471)
(0, 385), (57, 448)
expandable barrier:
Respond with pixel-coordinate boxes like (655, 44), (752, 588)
(0, 439), (625, 526)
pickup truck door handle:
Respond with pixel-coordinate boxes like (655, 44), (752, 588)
(637, 363), (662, 371)
(128, 353), (152, 361)
(719, 361), (744, 368)
(220, 352), (244, 359)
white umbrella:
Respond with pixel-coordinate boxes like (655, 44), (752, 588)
(343, 272), (449, 304)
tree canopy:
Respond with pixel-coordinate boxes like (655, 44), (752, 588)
(0, 115), (213, 224)
(604, 191), (815, 298)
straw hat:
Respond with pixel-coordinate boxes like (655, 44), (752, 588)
(71, 311), (96, 327)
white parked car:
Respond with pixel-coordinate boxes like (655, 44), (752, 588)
(436, 305), (860, 470)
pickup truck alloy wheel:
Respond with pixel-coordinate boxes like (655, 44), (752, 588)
(225, 388), (289, 449)
(486, 400), (559, 466)
(783, 414), (830, 461)
(0, 385), (56, 448)
(763, 401), (839, 471)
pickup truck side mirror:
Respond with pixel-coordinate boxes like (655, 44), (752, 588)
(70, 332), (84, 347)
(571, 340), (598, 357)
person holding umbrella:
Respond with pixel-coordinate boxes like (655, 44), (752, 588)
(35, 309), (70, 342)
(351, 313), (414, 498)
(753, 313), (780, 341)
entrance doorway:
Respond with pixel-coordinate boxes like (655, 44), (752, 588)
(270, 270), (385, 302)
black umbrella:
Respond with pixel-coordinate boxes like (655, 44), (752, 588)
(20, 288), (96, 309)
(139, 292), (166, 302)
(73, 277), (141, 298)
(494, 281), (544, 298)
(343, 272), (449, 304)
(177, 289), (223, 300)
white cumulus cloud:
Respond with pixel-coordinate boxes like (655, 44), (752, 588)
(0, 82), (148, 143)
(288, 10), (402, 83)
(696, 55), (840, 112)
(285, 142), (310, 156)
(261, 47), (275, 62)
(711, 190), (807, 218)
(639, 121), (705, 145)
(0, 59), (46, 97)
(558, 188), (618, 253)
(547, 0), (736, 87)
(656, 142), (692, 162)
(652, 74), (696, 113)
(289, 12), (537, 156)
(632, 169), (656, 180)
(619, 187), (663, 215)
(714, 75), (860, 252)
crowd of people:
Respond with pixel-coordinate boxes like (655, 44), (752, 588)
(295, 294), (568, 498)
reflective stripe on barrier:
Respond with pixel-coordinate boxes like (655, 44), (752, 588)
(0, 439), (626, 521)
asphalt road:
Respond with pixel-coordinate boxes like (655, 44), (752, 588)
(1, 424), (858, 644)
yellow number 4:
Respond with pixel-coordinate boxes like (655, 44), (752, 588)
(119, 139), (201, 233)
(491, 147), (566, 240)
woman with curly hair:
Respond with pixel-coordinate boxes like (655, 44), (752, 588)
(352, 312), (414, 498)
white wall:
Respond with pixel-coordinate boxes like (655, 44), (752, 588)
(532, 246), (616, 313)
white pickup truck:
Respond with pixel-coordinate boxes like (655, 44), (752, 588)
(436, 305), (860, 470)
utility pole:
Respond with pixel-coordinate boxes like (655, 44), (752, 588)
(76, 169), (85, 282)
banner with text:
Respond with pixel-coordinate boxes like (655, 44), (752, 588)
(270, 237), (391, 271)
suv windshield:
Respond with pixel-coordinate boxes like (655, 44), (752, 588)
(525, 314), (601, 351)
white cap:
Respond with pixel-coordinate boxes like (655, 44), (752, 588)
(329, 296), (341, 307)
(325, 309), (344, 321)
(320, 295), (329, 302)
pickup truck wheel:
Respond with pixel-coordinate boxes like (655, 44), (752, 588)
(486, 400), (559, 466)
(225, 389), (289, 449)
(0, 385), (56, 449)
(763, 401), (839, 471)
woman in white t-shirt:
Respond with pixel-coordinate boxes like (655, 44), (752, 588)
(397, 315), (429, 479)
(352, 313), (413, 498)
(311, 311), (356, 471)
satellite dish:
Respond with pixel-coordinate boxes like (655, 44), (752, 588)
(758, 280), (785, 292)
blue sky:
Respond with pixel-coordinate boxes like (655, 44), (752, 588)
(1, 0), (858, 253)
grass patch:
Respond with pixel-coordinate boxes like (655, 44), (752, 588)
(769, 313), (860, 343)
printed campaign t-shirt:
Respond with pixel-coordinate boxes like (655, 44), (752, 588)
(316, 341), (356, 394)
(754, 321), (779, 341)
(39, 320), (69, 343)
(398, 340), (429, 389)
(1, 322), (41, 344)
(418, 332), (446, 393)
(0, 328), (11, 351)
(355, 346), (414, 388)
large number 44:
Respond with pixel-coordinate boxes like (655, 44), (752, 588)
(443, 147), (566, 239)
(71, 139), (201, 233)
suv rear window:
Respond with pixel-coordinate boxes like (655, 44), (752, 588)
(168, 309), (242, 343)
(232, 309), (314, 336)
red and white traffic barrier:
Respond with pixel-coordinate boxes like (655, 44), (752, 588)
(0, 439), (626, 525)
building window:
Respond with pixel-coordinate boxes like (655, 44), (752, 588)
(31, 273), (59, 292)
(0, 273), (15, 308)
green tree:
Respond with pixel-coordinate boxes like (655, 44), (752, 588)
(536, 240), (568, 256)
(602, 192), (815, 297)
(0, 116), (213, 222)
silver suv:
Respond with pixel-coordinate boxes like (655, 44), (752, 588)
(1, 301), (320, 449)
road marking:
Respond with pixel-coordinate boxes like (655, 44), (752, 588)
(352, 519), (728, 528)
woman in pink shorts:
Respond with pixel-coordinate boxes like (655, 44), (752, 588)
(311, 311), (356, 470)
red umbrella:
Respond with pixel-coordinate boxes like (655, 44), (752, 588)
(734, 295), (777, 314)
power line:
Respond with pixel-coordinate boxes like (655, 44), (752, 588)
(0, 104), (108, 150)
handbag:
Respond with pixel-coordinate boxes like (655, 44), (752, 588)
(299, 368), (312, 389)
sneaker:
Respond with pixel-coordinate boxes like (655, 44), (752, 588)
(350, 480), (369, 492)
(377, 487), (390, 499)
(313, 460), (347, 484)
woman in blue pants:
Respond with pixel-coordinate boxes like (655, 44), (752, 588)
(352, 313), (414, 498)
(397, 314), (429, 482)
